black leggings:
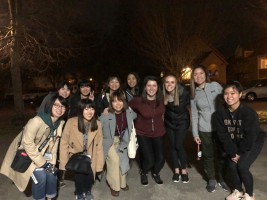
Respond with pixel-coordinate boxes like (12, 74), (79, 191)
(228, 138), (264, 196)
(166, 124), (188, 170)
(74, 171), (94, 195)
(137, 135), (165, 174)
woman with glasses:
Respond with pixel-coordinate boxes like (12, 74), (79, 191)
(1, 94), (68, 200)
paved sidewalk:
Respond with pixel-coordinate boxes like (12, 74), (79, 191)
(1, 136), (266, 200)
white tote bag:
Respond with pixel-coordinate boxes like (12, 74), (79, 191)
(128, 122), (138, 159)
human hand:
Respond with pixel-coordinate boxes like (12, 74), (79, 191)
(102, 108), (109, 116)
(89, 91), (94, 101)
(194, 136), (201, 144)
(231, 154), (240, 163)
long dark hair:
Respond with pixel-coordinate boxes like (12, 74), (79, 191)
(141, 75), (162, 106)
(125, 72), (141, 96)
(77, 99), (98, 133)
(190, 64), (210, 99)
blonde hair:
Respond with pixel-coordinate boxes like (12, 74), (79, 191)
(162, 74), (180, 106)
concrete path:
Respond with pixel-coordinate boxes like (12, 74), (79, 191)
(1, 135), (266, 200)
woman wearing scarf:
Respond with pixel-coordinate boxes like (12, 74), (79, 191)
(1, 94), (68, 200)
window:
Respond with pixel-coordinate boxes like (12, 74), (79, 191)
(259, 56), (267, 69)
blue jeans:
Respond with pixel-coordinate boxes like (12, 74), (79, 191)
(31, 168), (57, 200)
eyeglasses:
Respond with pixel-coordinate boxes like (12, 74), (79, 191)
(53, 103), (66, 110)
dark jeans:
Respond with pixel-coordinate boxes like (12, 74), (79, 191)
(74, 171), (94, 196)
(199, 131), (226, 181)
(166, 125), (188, 170)
(137, 135), (165, 174)
(228, 138), (264, 196)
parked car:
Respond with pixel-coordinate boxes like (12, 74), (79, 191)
(241, 78), (267, 101)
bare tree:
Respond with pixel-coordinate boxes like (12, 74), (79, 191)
(0, 0), (100, 115)
(131, 0), (232, 78)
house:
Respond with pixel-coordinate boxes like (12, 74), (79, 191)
(228, 38), (267, 83)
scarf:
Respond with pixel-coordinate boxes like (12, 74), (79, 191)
(38, 112), (61, 140)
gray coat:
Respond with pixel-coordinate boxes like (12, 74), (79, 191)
(99, 109), (136, 175)
(191, 82), (222, 137)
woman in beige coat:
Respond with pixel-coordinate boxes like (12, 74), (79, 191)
(59, 99), (104, 200)
(0, 94), (68, 200)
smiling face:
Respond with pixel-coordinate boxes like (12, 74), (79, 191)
(108, 78), (120, 92)
(111, 97), (124, 114)
(145, 80), (158, 100)
(127, 74), (137, 88)
(164, 75), (177, 95)
(52, 99), (66, 119)
(193, 67), (206, 88)
(80, 85), (91, 97)
(224, 86), (242, 111)
(83, 107), (95, 121)
(58, 85), (71, 99)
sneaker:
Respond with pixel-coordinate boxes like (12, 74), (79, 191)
(75, 194), (85, 200)
(181, 174), (189, 183)
(243, 193), (255, 200)
(152, 174), (163, 184)
(226, 189), (244, 200)
(85, 191), (94, 200)
(172, 173), (180, 182)
(141, 173), (148, 186)
(206, 180), (217, 193)
(218, 181), (230, 192)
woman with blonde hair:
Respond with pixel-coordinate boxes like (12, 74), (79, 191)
(162, 74), (190, 183)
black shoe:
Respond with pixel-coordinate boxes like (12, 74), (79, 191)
(218, 181), (230, 192)
(152, 174), (163, 184)
(141, 173), (148, 186)
(181, 174), (189, 183)
(172, 173), (180, 182)
(206, 180), (217, 193)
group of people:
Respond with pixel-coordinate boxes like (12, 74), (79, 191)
(0, 66), (264, 200)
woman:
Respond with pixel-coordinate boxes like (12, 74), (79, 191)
(1, 94), (68, 200)
(162, 74), (190, 183)
(99, 90), (136, 197)
(37, 81), (72, 113)
(190, 65), (229, 192)
(96, 75), (122, 116)
(129, 75), (165, 186)
(215, 82), (264, 200)
(59, 99), (104, 200)
(124, 72), (141, 102)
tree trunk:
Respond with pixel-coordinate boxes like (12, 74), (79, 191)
(9, 0), (24, 119)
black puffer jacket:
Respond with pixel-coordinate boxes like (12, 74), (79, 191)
(164, 84), (190, 130)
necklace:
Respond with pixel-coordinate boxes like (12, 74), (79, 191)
(146, 100), (156, 131)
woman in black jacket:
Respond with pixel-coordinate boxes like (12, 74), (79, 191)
(215, 82), (264, 200)
(162, 74), (190, 183)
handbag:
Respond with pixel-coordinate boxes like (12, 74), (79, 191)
(65, 152), (92, 174)
(65, 132), (93, 174)
(11, 128), (55, 173)
(128, 121), (139, 159)
(11, 149), (32, 173)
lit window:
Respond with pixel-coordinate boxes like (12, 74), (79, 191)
(259, 57), (267, 69)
